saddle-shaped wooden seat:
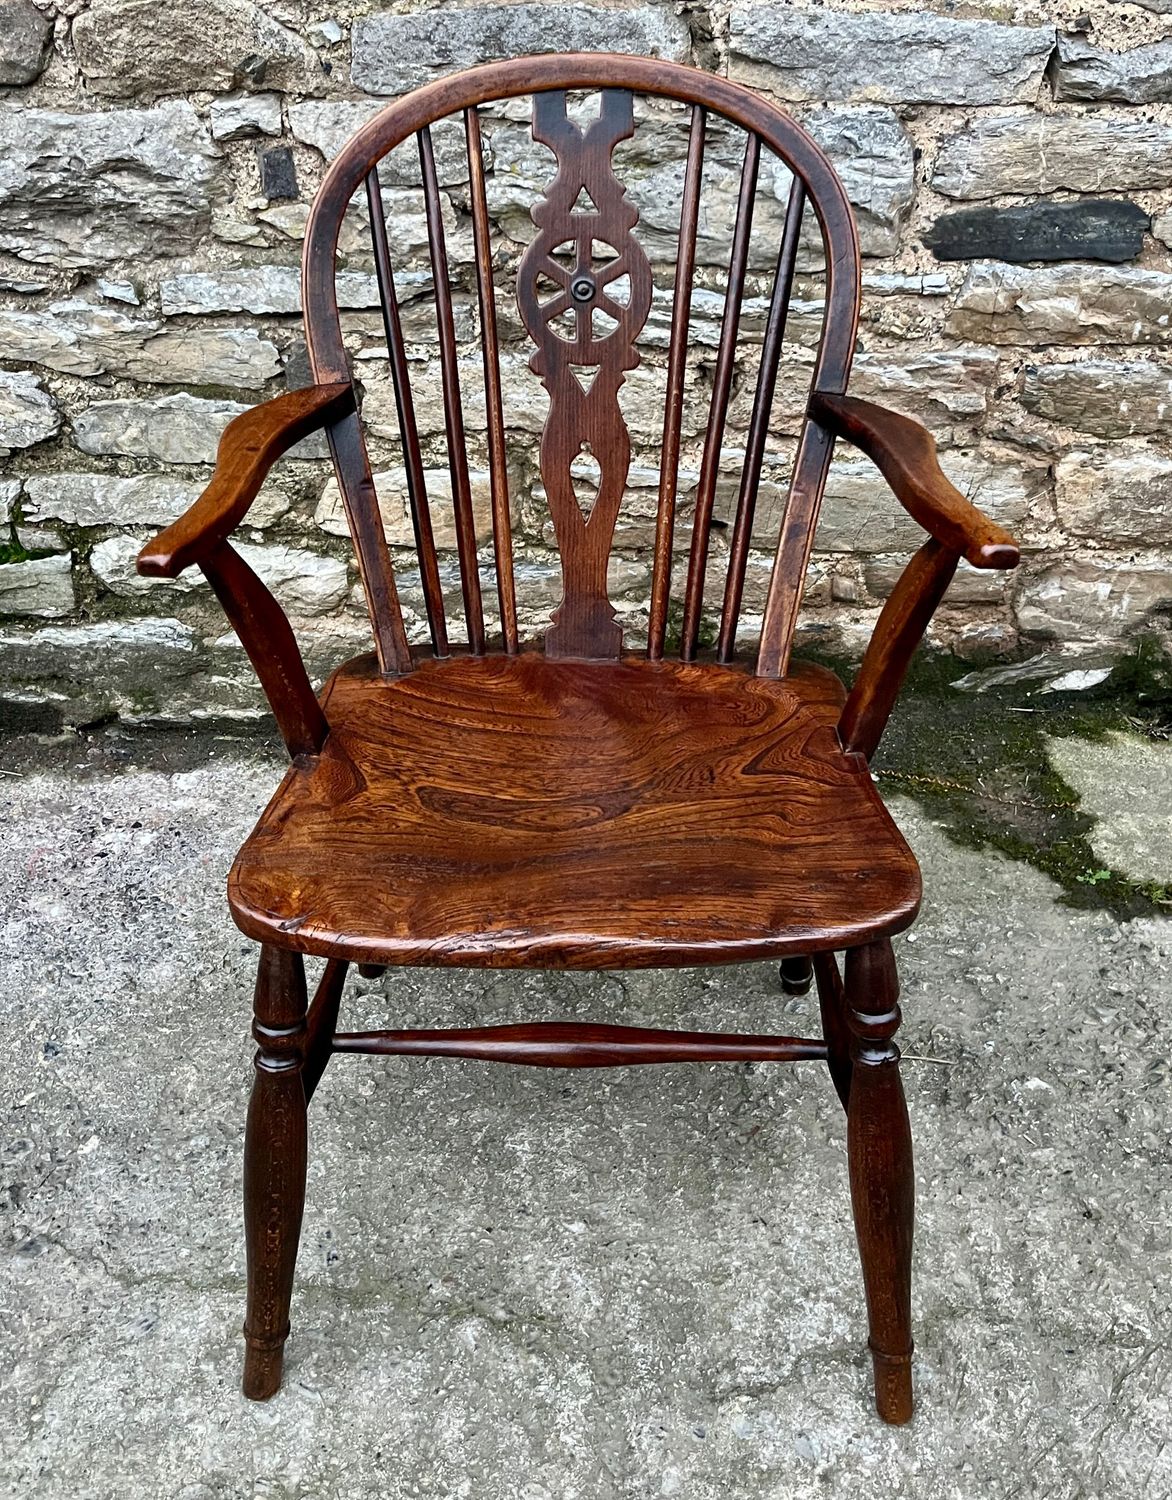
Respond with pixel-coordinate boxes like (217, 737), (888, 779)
(229, 653), (920, 968)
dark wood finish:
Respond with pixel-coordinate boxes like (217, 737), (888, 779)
(839, 539), (960, 762)
(242, 944), (309, 1400)
(201, 542), (328, 761)
(813, 394), (1021, 569)
(814, 951), (853, 1111)
(516, 88), (653, 659)
(332, 1021), (827, 1067)
(421, 124), (486, 654)
(466, 104), (518, 655)
(681, 132), (759, 664)
(719, 177), (806, 663)
(779, 954), (813, 996)
(648, 102), (705, 662)
(137, 56), (1017, 1419)
(136, 384), (352, 579)
(845, 939), (914, 1425)
(229, 652), (920, 969)
(366, 169), (449, 658)
(302, 957), (348, 1103)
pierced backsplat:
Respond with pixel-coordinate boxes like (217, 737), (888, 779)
(517, 89), (653, 659)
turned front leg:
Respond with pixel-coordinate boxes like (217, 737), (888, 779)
(844, 939), (915, 1424)
(242, 944), (309, 1400)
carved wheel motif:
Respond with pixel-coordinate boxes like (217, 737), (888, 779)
(517, 89), (653, 658)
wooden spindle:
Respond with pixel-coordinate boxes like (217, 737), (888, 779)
(717, 176), (805, 663)
(419, 124), (486, 654)
(648, 104), (705, 661)
(366, 170), (449, 657)
(680, 131), (760, 662)
(465, 106), (518, 654)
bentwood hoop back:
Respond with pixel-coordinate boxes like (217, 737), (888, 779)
(138, 54), (1020, 1424)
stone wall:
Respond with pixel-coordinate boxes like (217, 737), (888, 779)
(2, 0), (1172, 729)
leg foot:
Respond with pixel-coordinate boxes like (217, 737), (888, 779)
(779, 955), (813, 996)
(845, 940), (915, 1424)
(242, 945), (308, 1401)
(358, 963), (386, 980)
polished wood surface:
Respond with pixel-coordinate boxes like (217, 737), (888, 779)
(228, 652), (921, 969)
(331, 1021), (828, 1067)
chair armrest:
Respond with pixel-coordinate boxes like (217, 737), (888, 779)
(136, 382), (354, 578)
(811, 392), (1020, 570)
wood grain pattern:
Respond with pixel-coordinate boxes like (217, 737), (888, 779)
(332, 1021), (828, 1067)
(228, 652), (920, 968)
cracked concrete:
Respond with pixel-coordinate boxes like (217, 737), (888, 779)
(1, 735), (1170, 1499)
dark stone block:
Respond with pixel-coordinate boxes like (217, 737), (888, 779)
(259, 145), (298, 203)
(924, 199), (1149, 264)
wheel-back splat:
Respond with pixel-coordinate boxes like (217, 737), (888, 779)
(516, 90), (653, 660)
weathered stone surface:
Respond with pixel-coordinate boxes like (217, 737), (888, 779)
(728, 8), (1053, 106)
(290, 104), (476, 188)
(864, 555), (1010, 603)
(317, 467), (495, 548)
(1018, 557), (1172, 640)
(933, 114), (1172, 199)
(159, 265), (383, 316)
(849, 348), (1000, 431)
(815, 453), (1041, 555)
(0, 555), (74, 618)
(489, 105), (912, 263)
(73, 0), (324, 98)
(0, 102), (223, 269)
(0, 617), (198, 683)
(1055, 448), (1172, 545)
(0, 299), (279, 386)
(950, 263), (1172, 347)
(259, 145), (298, 202)
(22, 474), (202, 531)
(0, 0), (52, 85)
(924, 200), (1147, 265)
(1020, 360), (1172, 438)
(1052, 32), (1172, 104)
(91, 534), (348, 613)
(209, 92), (283, 143)
(72, 394), (249, 464)
(352, 5), (690, 96)
(0, 371), (61, 454)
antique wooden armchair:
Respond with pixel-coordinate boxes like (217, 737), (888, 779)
(137, 56), (1018, 1423)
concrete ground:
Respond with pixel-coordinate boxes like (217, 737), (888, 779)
(1, 728), (1170, 1499)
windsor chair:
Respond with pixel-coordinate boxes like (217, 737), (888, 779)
(137, 55), (1018, 1424)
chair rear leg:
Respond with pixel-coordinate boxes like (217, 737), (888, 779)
(358, 964), (387, 979)
(779, 955), (813, 995)
(243, 944), (309, 1400)
(844, 939), (914, 1424)
(813, 952), (852, 1111)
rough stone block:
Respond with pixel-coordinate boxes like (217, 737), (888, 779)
(290, 104), (476, 188)
(0, 102), (222, 269)
(1018, 557), (1172, 641)
(0, 371), (61, 454)
(316, 467), (495, 548)
(728, 8), (1054, 106)
(864, 555), (1010, 603)
(1052, 32), (1172, 104)
(259, 145), (298, 202)
(159, 265), (381, 316)
(950, 263), (1172, 346)
(0, 0), (52, 85)
(0, 555), (74, 618)
(210, 92), (283, 143)
(1020, 360), (1172, 438)
(1055, 448), (1172, 545)
(73, 0), (325, 98)
(352, 5), (690, 95)
(0, 299), (280, 386)
(932, 114), (1172, 198)
(924, 200), (1147, 265)
(21, 474), (205, 531)
(91, 535), (348, 613)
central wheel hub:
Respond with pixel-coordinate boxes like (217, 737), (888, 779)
(570, 274), (596, 304)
